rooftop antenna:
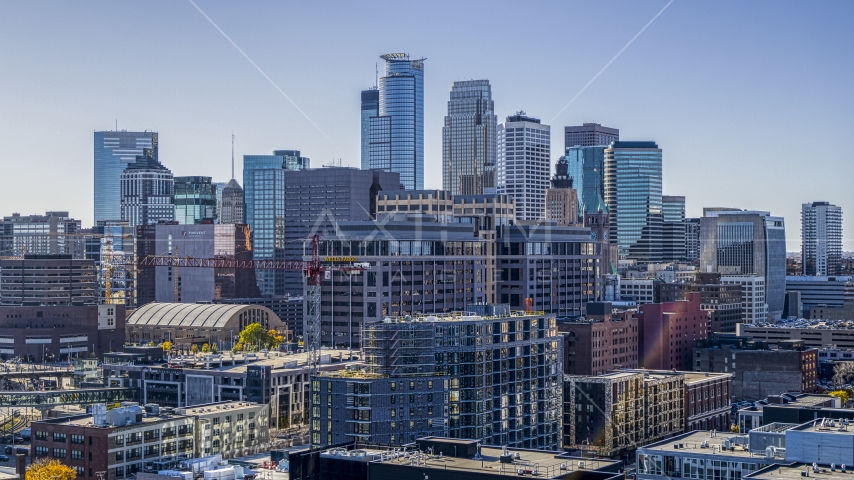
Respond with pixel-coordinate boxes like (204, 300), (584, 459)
(231, 133), (235, 180)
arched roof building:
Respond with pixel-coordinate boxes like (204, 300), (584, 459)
(127, 302), (289, 346)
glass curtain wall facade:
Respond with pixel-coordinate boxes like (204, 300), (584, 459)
(496, 113), (550, 220)
(249, 169), (286, 297)
(604, 141), (663, 263)
(802, 201), (843, 276)
(174, 176), (217, 225)
(442, 80), (497, 195)
(360, 88), (379, 170)
(564, 146), (607, 218)
(699, 210), (786, 317)
(242, 150), (309, 246)
(369, 53), (425, 190)
(662, 195), (686, 262)
(94, 131), (157, 224)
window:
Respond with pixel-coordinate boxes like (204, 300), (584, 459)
(71, 450), (84, 460)
(53, 448), (67, 458)
(35, 431), (48, 441)
(35, 446), (49, 456)
(76, 467), (84, 477)
(53, 433), (67, 442)
(71, 435), (85, 444)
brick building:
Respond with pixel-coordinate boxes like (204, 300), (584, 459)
(557, 302), (638, 375)
(637, 292), (709, 371)
(681, 371), (732, 432)
(693, 337), (818, 401)
(658, 273), (743, 334)
(0, 304), (124, 361)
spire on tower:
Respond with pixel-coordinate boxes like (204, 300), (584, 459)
(231, 133), (235, 180)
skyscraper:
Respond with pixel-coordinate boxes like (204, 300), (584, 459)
(802, 201), (843, 276)
(685, 217), (701, 264)
(661, 195), (686, 262)
(496, 112), (550, 220)
(94, 130), (157, 224)
(360, 87), (379, 170)
(564, 122), (619, 149)
(699, 208), (786, 317)
(442, 80), (497, 195)
(564, 146), (607, 219)
(174, 176), (217, 224)
(368, 53), (425, 190)
(120, 148), (174, 227)
(219, 179), (245, 225)
(241, 150), (309, 296)
(544, 157), (579, 226)
(604, 141), (663, 263)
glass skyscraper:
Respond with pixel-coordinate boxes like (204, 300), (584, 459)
(604, 141), (663, 263)
(94, 131), (157, 224)
(565, 145), (607, 218)
(699, 209), (787, 317)
(442, 80), (497, 195)
(174, 176), (217, 224)
(242, 150), (309, 296)
(368, 53), (425, 190)
(801, 201), (843, 276)
(360, 88), (379, 170)
(661, 195), (686, 262)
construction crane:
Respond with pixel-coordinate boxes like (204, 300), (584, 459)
(131, 235), (365, 373)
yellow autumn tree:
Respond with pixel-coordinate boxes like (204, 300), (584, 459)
(161, 341), (173, 352)
(26, 458), (76, 480)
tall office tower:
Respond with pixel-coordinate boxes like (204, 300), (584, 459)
(243, 149), (309, 238)
(283, 168), (400, 297)
(219, 179), (245, 224)
(0, 211), (83, 258)
(802, 201), (843, 276)
(661, 195), (686, 262)
(442, 80), (497, 195)
(174, 176), (217, 225)
(94, 130), (158, 224)
(564, 146), (607, 220)
(368, 53), (425, 190)
(564, 122), (619, 149)
(604, 141), (663, 263)
(496, 112), (550, 220)
(699, 209), (786, 318)
(360, 87), (379, 170)
(544, 156), (579, 226)
(212, 181), (227, 222)
(685, 218), (701, 264)
(120, 149), (174, 227)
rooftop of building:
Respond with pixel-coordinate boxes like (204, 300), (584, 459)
(789, 418), (854, 436)
(370, 308), (551, 325)
(681, 371), (733, 384)
(104, 349), (357, 375)
(175, 401), (261, 415)
(742, 318), (854, 330)
(638, 430), (759, 458)
(320, 440), (620, 479)
(127, 302), (285, 329)
(748, 463), (853, 480)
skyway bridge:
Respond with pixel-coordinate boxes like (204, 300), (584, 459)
(0, 387), (138, 407)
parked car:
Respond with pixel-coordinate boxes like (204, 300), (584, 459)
(0, 455), (9, 462)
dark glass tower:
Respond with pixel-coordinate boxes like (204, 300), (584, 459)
(174, 176), (217, 224)
(361, 88), (379, 170)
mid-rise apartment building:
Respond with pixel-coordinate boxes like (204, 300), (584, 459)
(312, 309), (563, 451)
(637, 292), (709, 371)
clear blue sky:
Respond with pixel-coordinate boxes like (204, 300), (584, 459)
(1, 1), (852, 251)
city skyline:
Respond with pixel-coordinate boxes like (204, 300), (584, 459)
(0, 1), (852, 249)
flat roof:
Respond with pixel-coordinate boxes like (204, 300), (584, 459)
(682, 372), (732, 383)
(748, 463), (852, 480)
(789, 419), (854, 435)
(638, 431), (759, 459)
(322, 445), (619, 477)
(106, 349), (357, 375)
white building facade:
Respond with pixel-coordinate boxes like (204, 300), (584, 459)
(497, 112), (550, 220)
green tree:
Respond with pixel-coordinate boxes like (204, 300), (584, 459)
(239, 324), (267, 351)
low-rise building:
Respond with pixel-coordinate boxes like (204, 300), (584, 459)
(0, 304), (124, 361)
(693, 337), (818, 401)
(620, 279), (660, 305)
(564, 371), (684, 460)
(103, 350), (356, 430)
(737, 320), (854, 350)
(681, 371), (733, 432)
(174, 401), (269, 457)
(737, 393), (842, 433)
(557, 302), (639, 375)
